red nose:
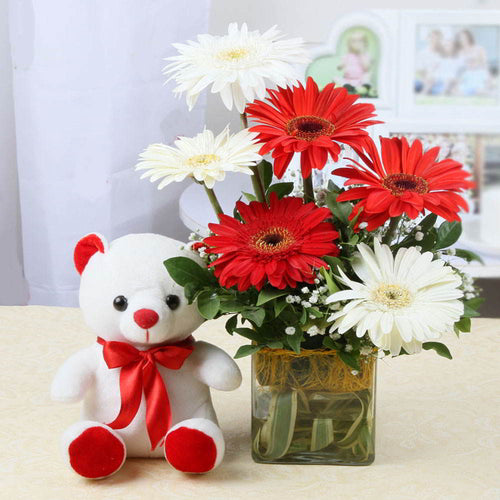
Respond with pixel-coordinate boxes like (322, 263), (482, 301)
(133, 309), (159, 329)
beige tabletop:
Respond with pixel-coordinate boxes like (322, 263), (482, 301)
(1, 306), (499, 500)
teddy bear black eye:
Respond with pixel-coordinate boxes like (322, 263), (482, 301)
(166, 294), (180, 310)
(113, 295), (128, 311)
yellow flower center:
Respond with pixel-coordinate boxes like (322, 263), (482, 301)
(372, 284), (411, 309)
(217, 48), (249, 61)
(251, 227), (295, 254)
(186, 154), (220, 167)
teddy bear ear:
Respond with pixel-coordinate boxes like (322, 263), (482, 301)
(74, 233), (109, 275)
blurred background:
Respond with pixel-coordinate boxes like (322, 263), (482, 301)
(1, 0), (499, 314)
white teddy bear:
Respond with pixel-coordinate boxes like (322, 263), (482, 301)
(51, 233), (242, 479)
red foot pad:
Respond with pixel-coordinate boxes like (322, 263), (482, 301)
(165, 427), (217, 473)
(68, 427), (125, 479)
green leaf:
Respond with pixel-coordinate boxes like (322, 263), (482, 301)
(320, 267), (339, 294)
(241, 308), (266, 327)
(463, 297), (483, 317)
(164, 257), (213, 287)
(419, 213), (438, 231)
(299, 308), (307, 325)
(435, 221), (462, 250)
(267, 341), (284, 349)
(225, 315), (238, 334)
(311, 419), (335, 452)
(422, 342), (452, 360)
(253, 390), (298, 459)
(466, 297), (484, 310)
(218, 299), (244, 313)
(243, 191), (257, 202)
(455, 317), (471, 333)
(327, 180), (342, 192)
(338, 350), (360, 371)
(308, 308), (322, 318)
(267, 182), (294, 199)
(455, 249), (484, 264)
(323, 256), (346, 272)
(259, 159), (274, 191)
(347, 234), (359, 246)
(234, 344), (262, 358)
(234, 327), (259, 341)
(257, 288), (289, 306)
(183, 282), (201, 303)
(322, 336), (337, 350)
(197, 290), (220, 320)
(419, 229), (438, 252)
(285, 329), (303, 354)
(326, 191), (352, 224)
(274, 299), (288, 318)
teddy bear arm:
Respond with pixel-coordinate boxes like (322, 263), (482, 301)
(189, 341), (242, 391)
(51, 346), (96, 403)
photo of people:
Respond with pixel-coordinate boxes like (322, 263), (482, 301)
(415, 25), (499, 105)
(306, 26), (380, 98)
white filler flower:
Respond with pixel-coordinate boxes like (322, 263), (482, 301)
(326, 239), (464, 356)
(164, 22), (309, 113)
(136, 127), (261, 189)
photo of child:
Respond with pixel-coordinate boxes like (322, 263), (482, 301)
(306, 26), (380, 98)
(337, 31), (373, 88)
(415, 25), (499, 105)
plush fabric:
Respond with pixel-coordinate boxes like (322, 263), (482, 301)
(68, 426), (126, 479)
(74, 233), (107, 275)
(165, 427), (217, 474)
(52, 233), (242, 478)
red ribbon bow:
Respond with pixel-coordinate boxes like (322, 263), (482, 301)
(97, 336), (194, 450)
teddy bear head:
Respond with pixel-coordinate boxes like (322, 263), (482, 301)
(74, 233), (204, 346)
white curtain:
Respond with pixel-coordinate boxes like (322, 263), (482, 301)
(0, 0), (27, 304)
(7, 0), (210, 306)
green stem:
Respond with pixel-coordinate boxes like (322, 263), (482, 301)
(240, 112), (266, 203)
(203, 184), (224, 221)
(303, 175), (314, 204)
(382, 215), (402, 245)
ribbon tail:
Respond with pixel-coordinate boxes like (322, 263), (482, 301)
(143, 365), (171, 450)
(107, 364), (143, 431)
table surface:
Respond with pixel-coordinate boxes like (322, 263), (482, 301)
(1, 306), (499, 500)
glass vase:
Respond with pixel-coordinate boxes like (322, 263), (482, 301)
(252, 348), (376, 465)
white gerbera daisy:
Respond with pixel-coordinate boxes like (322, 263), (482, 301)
(326, 239), (464, 356)
(164, 22), (309, 113)
(136, 127), (261, 189)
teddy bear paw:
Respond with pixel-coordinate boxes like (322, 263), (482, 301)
(164, 418), (225, 474)
(63, 421), (126, 479)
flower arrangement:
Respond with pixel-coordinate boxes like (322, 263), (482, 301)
(136, 23), (482, 465)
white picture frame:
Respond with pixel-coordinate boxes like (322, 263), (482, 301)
(397, 10), (500, 128)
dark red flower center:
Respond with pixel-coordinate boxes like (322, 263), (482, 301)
(286, 115), (335, 141)
(383, 173), (429, 196)
(251, 227), (295, 254)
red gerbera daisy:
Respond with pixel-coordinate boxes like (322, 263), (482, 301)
(245, 76), (380, 179)
(204, 193), (340, 291)
(335, 136), (475, 230)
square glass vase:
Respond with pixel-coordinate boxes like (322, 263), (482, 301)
(252, 347), (376, 465)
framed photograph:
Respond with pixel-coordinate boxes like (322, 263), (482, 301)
(304, 11), (396, 109)
(398, 11), (500, 124)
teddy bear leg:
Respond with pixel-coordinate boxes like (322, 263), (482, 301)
(61, 421), (126, 479)
(164, 418), (225, 474)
